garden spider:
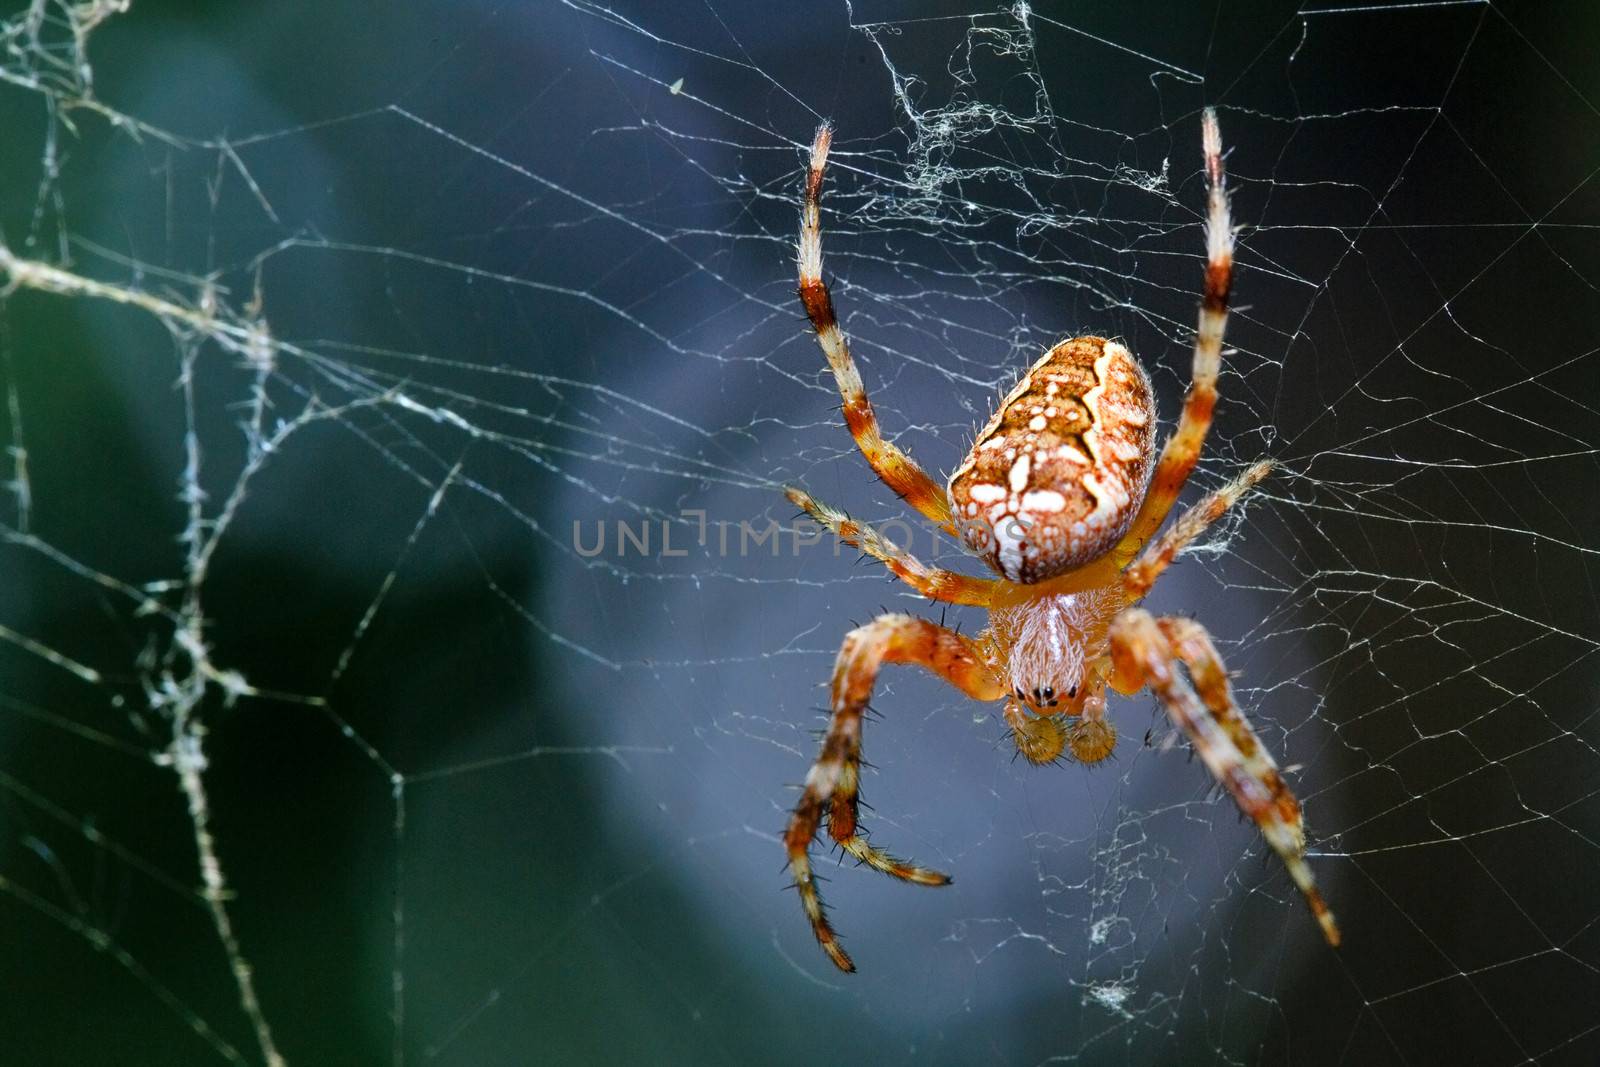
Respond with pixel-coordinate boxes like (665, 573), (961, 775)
(783, 110), (1338, 973)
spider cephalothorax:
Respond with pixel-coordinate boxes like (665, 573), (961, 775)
(783, 110), (1338, 973)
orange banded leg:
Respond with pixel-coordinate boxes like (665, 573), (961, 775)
(785, 613), (1004, 972)
(797, 123), (954, 532)
(1108, 608), (1340, 947)
(786, 486), (997, 607)
(1120, 460), (1272, 598)
(1121, 108), (1234, 554)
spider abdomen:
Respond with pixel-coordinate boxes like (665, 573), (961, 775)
(949, 337), (1157, 583)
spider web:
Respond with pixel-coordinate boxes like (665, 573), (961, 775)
(1, 1), (1597, 1063)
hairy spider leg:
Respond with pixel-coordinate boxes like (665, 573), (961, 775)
(1118, 108), (1234, 558)
(786, 487), (997, 607)
(798, 122), (956, 533)
(1121, 460), (1273, 600)
(1108, 609), (1340, 946)
(784, 614), (1006, 972)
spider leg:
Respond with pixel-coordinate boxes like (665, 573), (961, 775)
(787, 486), (998, 607)
(798, 123), (956, 533)
(1121, 460), (1272, 600)
(785, 613), (1005, 972)
(1108, 608), (1340, 946)
(1118, 108), (1234, 557)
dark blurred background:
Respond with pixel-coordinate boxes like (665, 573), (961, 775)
(0, 1), (1596, 1064)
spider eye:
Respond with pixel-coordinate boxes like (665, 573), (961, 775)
(1042, 687), (1054, 699)
(1068, 685), (1078, 698)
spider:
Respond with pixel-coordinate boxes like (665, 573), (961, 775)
(782, 110), (1338, 973)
